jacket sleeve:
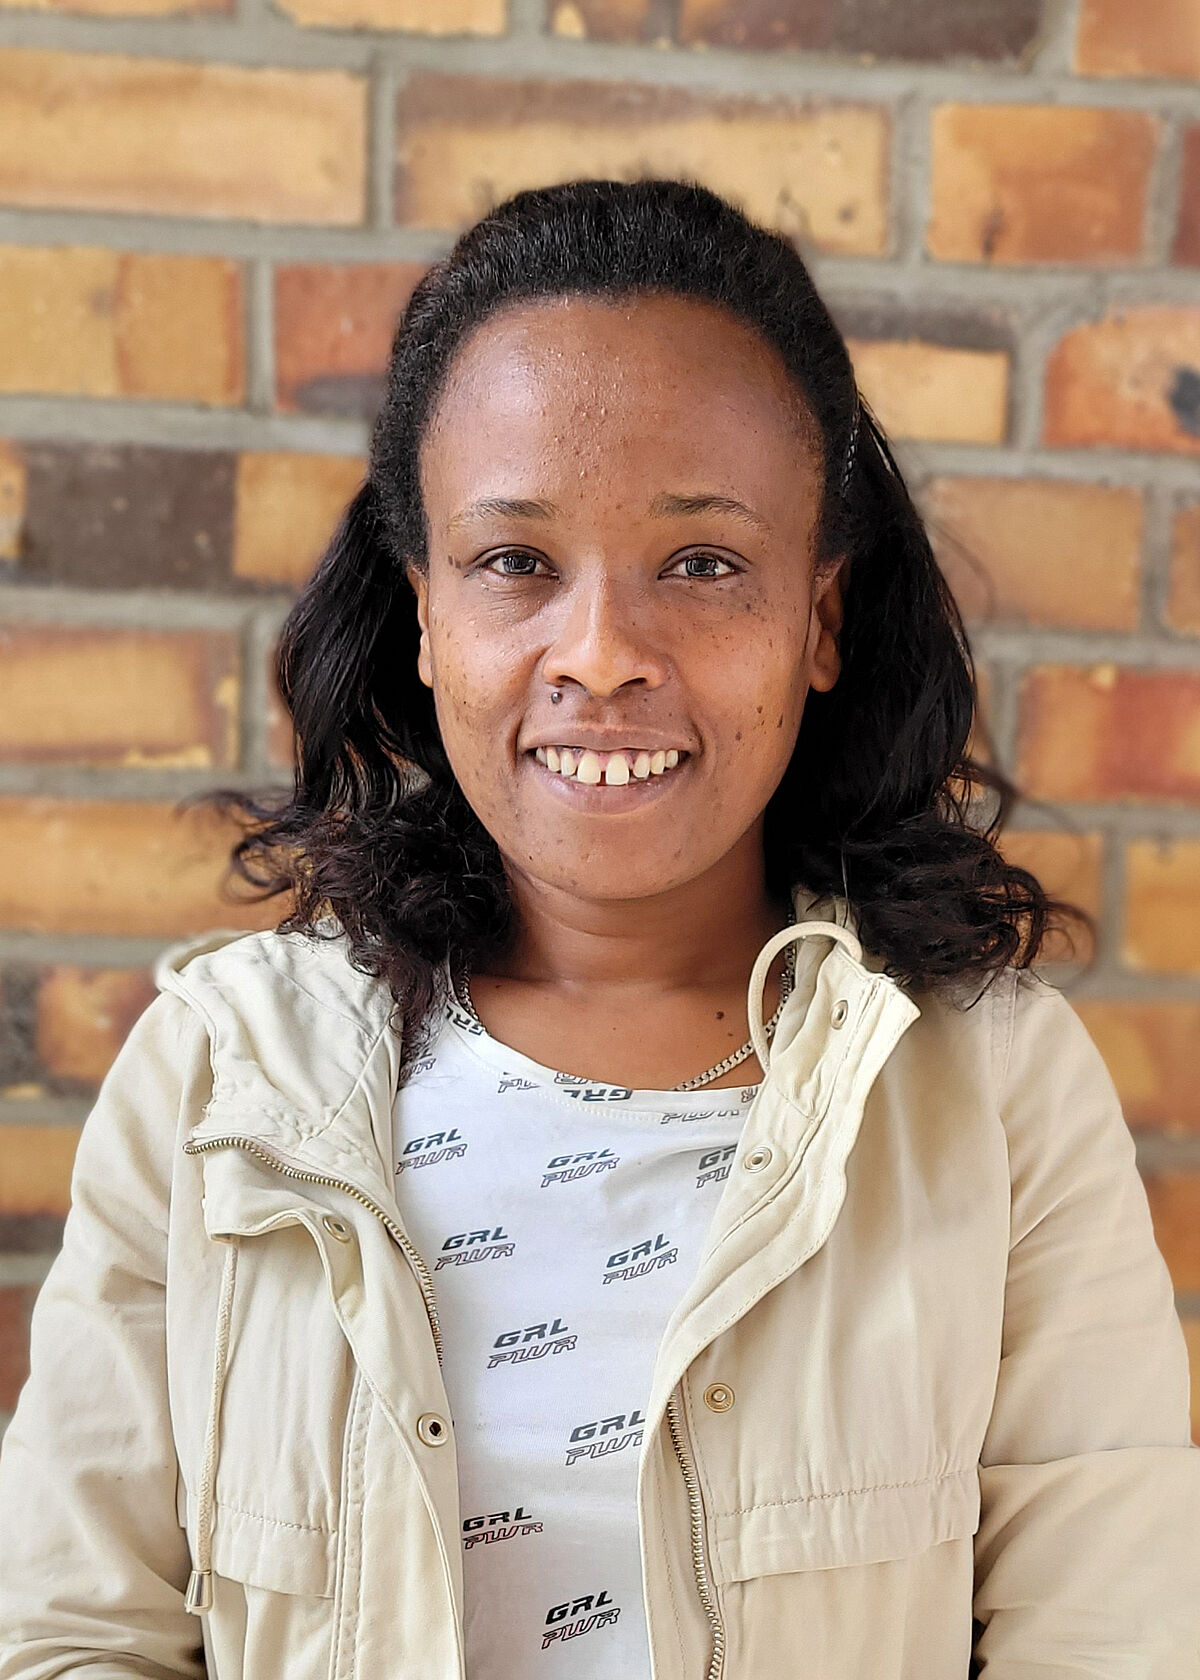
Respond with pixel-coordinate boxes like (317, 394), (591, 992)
(971, 976), (1200, 1677)
(0, 990), (209, 1680)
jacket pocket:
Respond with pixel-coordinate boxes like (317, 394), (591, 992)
(711, 1463), (981, 1584)
(177, 1480), (337, 1599)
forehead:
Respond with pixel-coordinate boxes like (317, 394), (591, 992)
(420, 291), (822, 499)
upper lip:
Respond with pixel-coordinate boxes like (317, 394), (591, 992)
(524, 737), (692, 754)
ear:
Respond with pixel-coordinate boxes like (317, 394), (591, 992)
(405, 563), (434, 690)
(807, 556), (845, 694)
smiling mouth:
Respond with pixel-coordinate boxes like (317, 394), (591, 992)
(528, 746), (690, 787)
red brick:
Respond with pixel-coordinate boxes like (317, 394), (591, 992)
(1017, 665), (1200, 804)
(1176, 125), (1200, 266)
(923, 477), (1142, 629)
(233, 453), (365, 587)
(0, 49), (367, 225)
(1075, 0), (1200, 80)
(1124, 840), (1200, 975)
(1142, 1170), (1200, 1293)
(0, 799), (282, 938)
(678, 0), (1043, 61)
(1167, 501), (1200, 633)
(395, 74), (890, 257)
(928, 104), (1157, 265)
(274, 262), (425, 418)
(1076, 1001), (1200, 1135)
(35, 966), (156, 1086)
(0, 1285), (38, 1413)
(1043, 307), (1200, 457)
(0, 626), (239, 768)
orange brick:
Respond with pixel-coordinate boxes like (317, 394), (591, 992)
(0, 0), (227, 13)
(1176, 124), (1200, 265)
(997, 828), (1103, 963)
(846, 338), (1009, 443)
(923, 477), (1142, 629)
(1076, 1001), (1200, 1135)
(1018, 665), (1200, 804)
(1167, 501), (1200, 633)
(0, 1284), (37, 1414)
(0, 799), (281, 937)
(549, 0), (653, 38)
(1075, 0), (1200, 80)
(1044, 307), (1200, 458)
(1183, 1319), (1200, 1443)
(233, 452), (365, 587)
(274, 262), (425, 417)
(35, 966), (156, 1086)
(1124, 840), (1200, 974)
(0, 1125), (80, 1218)
(394, 74), (890, 257)
(1142, 1170), (1200, 1293)
(0, 441), (24, 561)
(278, 0), (502, 26)
(0, 49), (366, 225)
(0, 626), (239, 767)
(928, 104), (1157, 265)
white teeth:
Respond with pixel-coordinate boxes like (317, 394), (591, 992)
(546, 745), (561, 772)
(604, 754), (630, 785)
(665, 749), (679, 768)
(533, 746), (687, 784)
(576, 750), (603, 785)
(649, 750), (666, 775)
(633, 751), (651, 779)
(559, 748), (577, 776)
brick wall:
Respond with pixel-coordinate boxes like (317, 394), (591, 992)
(0, 0), (1198, 1441)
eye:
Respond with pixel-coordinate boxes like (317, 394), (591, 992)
(668, 552), (740, 580)
(480, 549), (550, 578)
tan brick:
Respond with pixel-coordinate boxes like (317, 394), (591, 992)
(997, 828), (1103, 964)
(549, 0), (653, 38)
(0, 1125), (79, 1217)
(233, 452), (365, 587)
(1075, 0), (1200, 80)
(278, 0), (502, 26)
(1018, 666), (1200, 805)
(923, 477), (1142, 630)
(0, 0), (228, 14)
(846, 338), (1009, 443)
(0, 49), (367, 225)
(0, 441), (25, 561)
(1142, 1170), (1200, 1294)
(1184, 1319), (1200, 1443)
(395, 74), (890, 258)
(928, 104), (1157, 265)
(114, 253), (244, 405)
(35, 966), (156, 1086)
(1076, 1001), (1200, 1135)
(1044, 307), (1200, 458)
(274, 262), (426, 417)
(1167, 501), (1200, 633)
(0, 798), (282, 937)
(0, 626), (239, 767)
(1124, 840), (1200, 974)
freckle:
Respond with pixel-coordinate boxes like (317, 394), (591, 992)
(715, 1011), (724, 1020)
(755, 706), (763, 715)
(734, 731), (742, 742)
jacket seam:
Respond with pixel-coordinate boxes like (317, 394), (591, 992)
(214, 1498), (334, 1536)
(715, 1466), (970, 1518)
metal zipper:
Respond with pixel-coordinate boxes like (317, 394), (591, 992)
(665, 1385), (725, 1680)
(182, 1135), (444, 1367)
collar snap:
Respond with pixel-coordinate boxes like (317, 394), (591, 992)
(742, 1144), (773, 1172)
(417, 1411), (450, 1446)
(831, 998), (849, 1028)
(322, 1214), (352, 1242)
(703, 1383), (735, 1412)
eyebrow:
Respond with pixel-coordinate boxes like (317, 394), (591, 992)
(444, 492), (772, 537)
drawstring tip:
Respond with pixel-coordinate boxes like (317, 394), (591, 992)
(184, 1568), (213, 1614)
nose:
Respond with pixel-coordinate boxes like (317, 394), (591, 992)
(542, 570), (669, 700)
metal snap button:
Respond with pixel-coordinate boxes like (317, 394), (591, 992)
(703, 1383), (735, 1412)
(742, 1145), (773, 1172)
(416, 1411), (450, 1446)
(831, 999), (849, 1028)
(321, 1214), (351, 1242)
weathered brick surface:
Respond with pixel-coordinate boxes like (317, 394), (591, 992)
(265, 647), (295, 769)
(923, 477), (1142, 629)
(997, 828), (1102, 963)
(35, 966), (157, 1088)
(395, 74), (891, 256)
(0, 442), (24, 562)
(1076, 1001), (1200, 1135)
(927, 104), (1157, 265)
(1124, 841), (1200, 975)
(0, 1284), (38, 1414)
(274, 263), (426, 417)
(278, 0), (504, 28)
(1167, 501), (1200, 633)
(233, 452), (365, 587)
(1185, 1320), (1200, 1443)
(1017, 666), (1200, 804)
(1176, 125), (1200, 267)
(0, 626), (239, 767)
(847, 337), (1009, 442)
(0, 0), (229, 13)
(0, 1125), (80, 1218)
(676, 0), (1044, 62)
(0, 49), (367, 224)
(1075, 0), (1200, 81)
(0, 799), (282, 937)
(1141, 1169), (1200, 1294)
(1043, 308), (1200, 458)
(548, 0), (657, 41)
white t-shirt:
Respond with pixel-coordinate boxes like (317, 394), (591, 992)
(391, 979), (759, 1680)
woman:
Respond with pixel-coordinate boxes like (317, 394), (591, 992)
(0, 177), (1196, 1680)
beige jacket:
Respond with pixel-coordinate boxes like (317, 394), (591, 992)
(1, 894), (1198, 1680)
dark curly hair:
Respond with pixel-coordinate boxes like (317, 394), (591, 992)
(195, 176), (1082, 1084)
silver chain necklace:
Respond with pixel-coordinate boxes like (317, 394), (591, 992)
(452, 940), (796, 1092)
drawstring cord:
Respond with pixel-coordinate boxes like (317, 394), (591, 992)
(184, 1235), (239, 1615)
(746, 920), (863, 1078)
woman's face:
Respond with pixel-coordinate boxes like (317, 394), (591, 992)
(407, 291), (843, 906)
